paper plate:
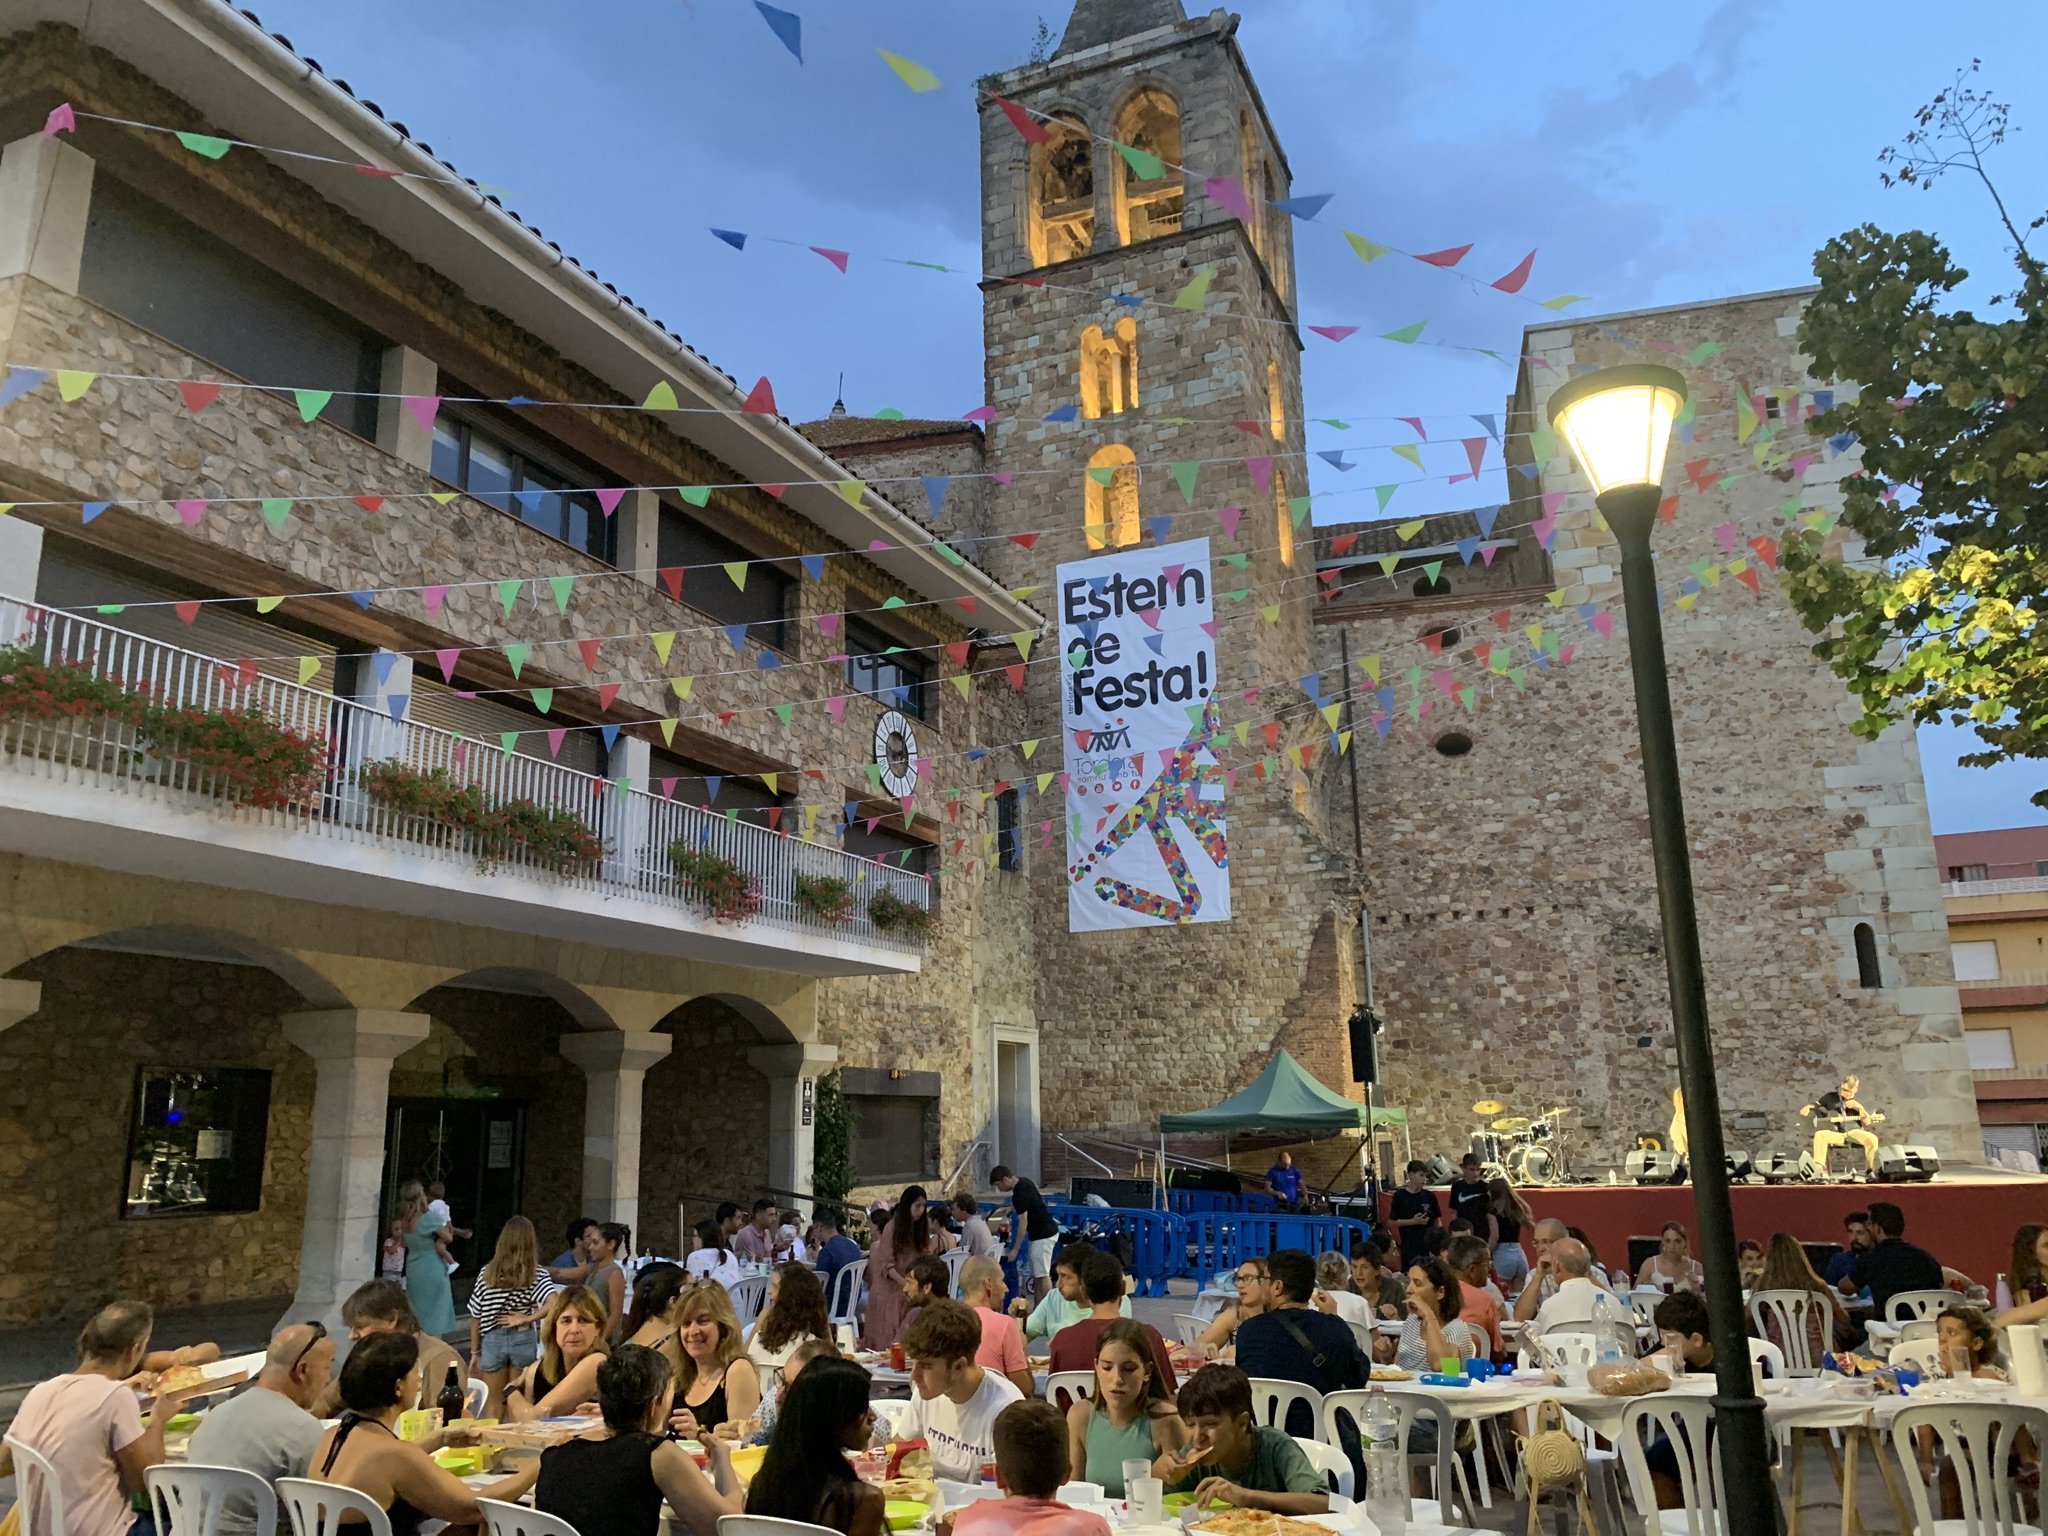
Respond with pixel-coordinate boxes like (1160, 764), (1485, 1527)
(884, 1501), (929, 1531)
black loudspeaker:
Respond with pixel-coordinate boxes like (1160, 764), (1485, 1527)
(1070, 1177), (1158, 1208)
(1626, 1149), (1682, 1185)
(1168, 1167), (1243, 1194)
(1755, 1152), (1804, 1184)
(1348, 1004), (1381, 1085)
(1875, 1145), (1941, 1183)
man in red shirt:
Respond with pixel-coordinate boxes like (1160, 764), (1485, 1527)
(961, 1255), (1035, 1399)
(1046, 1249), (1177, 1392)
(1446, 1234), (1505, 1357)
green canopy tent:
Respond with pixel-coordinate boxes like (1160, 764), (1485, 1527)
(1157, 1049), (1406, 1200)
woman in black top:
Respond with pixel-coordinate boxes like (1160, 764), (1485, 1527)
(745, 1356), (885, 1536)
(535, 1344), (740, 1536)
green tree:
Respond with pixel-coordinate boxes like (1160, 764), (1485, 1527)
(1784, 64), (2048, 802)
(812, 1067), (853, 1217)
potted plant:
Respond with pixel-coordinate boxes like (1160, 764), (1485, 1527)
(669, 838), (760, 921)
(358, 760), (604, 875)
(867, 887), (934, 940)
(0, 646), (135, 722)
(792, 871), (855, 925)
(134, 699), (326, 811)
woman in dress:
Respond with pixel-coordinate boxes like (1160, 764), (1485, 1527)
(397, 1180), (455, 1337)
(860, 1185), (944, 1350)
(1487, 1178), (1534, 1294)
(1635, 1221), (1706, 1293)
(743, 1355), (885, 1536)
(1754, 1231), (1849, 1362)
(533, 1343), (740, 1536)
(507, 1286), (610, 1420)
(1066, 1319), (1185, 1496)
(673, 1279), (761, 1438)
(583, 1221), (630, 1341)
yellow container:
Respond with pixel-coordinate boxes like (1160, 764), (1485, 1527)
(728, 1444), (767, 1486)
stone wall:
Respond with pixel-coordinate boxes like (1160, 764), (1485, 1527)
(639, 997), (772, 1254)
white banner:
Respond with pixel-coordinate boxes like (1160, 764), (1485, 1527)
(1058, 537), (1229, 931)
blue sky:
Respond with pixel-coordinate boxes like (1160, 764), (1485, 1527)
(244, 0), (2048, 831)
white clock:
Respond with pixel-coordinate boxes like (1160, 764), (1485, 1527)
(873, 710), (920, 797)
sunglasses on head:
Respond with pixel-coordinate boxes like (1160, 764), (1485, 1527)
(288, 1321), (327, 1371)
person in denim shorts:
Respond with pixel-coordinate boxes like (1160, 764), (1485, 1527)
(467, 1216), (558, 1417)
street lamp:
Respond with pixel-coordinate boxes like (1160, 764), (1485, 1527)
(1547, 363), (1779, 1533)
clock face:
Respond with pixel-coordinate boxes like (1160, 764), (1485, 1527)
(873, 710), (919, 797)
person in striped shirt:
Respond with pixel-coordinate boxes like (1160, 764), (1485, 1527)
(468, 1217), (558, 1417)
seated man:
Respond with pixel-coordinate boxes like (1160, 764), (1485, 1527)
(1161, 1365), (1329, 1513)
(960, 1256), (1036, 1399)
(1046, 1249), (1177, 1392)
(1646, 1293), (1716, 1508)
(1446, 1234), (1506, 1357)
(187, 1323), (337, 1534)
(1011, 1243), (1130, 1342)
(312, 1279), (462, 1417)
(954, 1400), (1113, 1536)
(1529, 1239), (1634, 1358)
(901, 1298), (1025, 1483)
(900, 1253), (952, 1342)
(1801, 1074), (1883, 1174)
(1234, 1249), (1365, 1436)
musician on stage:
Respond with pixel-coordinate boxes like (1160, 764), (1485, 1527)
(1800, 1073), (1884, 1174)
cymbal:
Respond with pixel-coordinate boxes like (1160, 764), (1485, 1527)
(1492, 1116), (1531, 1132)
(1539, 1106), (1575, 1117)
(1471, 1099), (1506, 1116)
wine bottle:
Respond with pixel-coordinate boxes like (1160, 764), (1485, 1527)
(437, 1362), (465, 1425)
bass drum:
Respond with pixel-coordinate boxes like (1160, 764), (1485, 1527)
(1507, 1144), (1556, 1185)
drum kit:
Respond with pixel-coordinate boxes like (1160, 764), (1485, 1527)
(1468, 1099), (1576, 1185)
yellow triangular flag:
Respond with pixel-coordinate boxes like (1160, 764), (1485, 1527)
(1377, 554), (1399, 576)
(1036, 772), (1055, 793)
(671, 676), (694, 699)
(1286, 744), (1303, 768)
(652, 631), (675, 664)
(803, 804), (819, 834)
(1021, 739), (1040, 759)
(1260, 603), (1281, 623)
(1320, 703), (1341, 729)
(877, 48), (940, 91)
(1174, 264), (1215, 310)
(430, 491), (460, 505)
(55, 370), (96, 401)
(1234, 721), (1249, 746)
(256, 596), (285, 613)
(1338, 729), (1353, 753)
(950, 674), (972, 698)
(643, 381), (679, 410)
(1358, 653), (1381, 682)
(835, 480), (866, 506)
(723, 561), (748, 590)
(761, 773), (778, 794)
(1546, 589), (1567, 607)
(297, 656), (319, 684)
(659, 718), (678, 745)
(1396, 519), (1425, 541)
(1525, 624), (1544, 647)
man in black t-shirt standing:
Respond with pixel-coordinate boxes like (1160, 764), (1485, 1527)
(1387, 1160), (1441, 1269)
(993, 1164), (1059, 1301)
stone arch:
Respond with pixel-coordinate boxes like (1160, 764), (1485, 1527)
(20, 922), (355, 1009)
(399, 966), (616, 1031)
(1079, 317), (1138, 418)
(1027, 109), (1095, 267)
(1111, 86), (1183, 245)
(1274, 463), (1294, 569)
(1084, 444), (1140, 549)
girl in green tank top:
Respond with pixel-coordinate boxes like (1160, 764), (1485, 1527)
(1064, 1318), (1185, 1496)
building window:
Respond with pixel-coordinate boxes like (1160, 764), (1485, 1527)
(1237, 112), (1267, 259)
(1265, 157), (1288, 301)
(1853, 923), (1883, 989)
(1275, 465), (1294, 568)
(124, 1067), (272, 1218)
(432, 413), (618, 564)
(1267, 360), (1285, 441)
(1113, 90), (1183, 245)
(1951, 939), (2001, 982)
(1968, 1028), (2018, 1071)
(839, 1067), (940, 1185)
(1085, 445), (1140, 549)
(996, 787), (1022, 872)
(845, 618), (932, 720)
(1028, 113), (1095, 267)
(1948, 863), (1990, 883)
(655, 506), (791, 653)
(2037, 860), (2048, 877)
(1080, 320), (1139, 418)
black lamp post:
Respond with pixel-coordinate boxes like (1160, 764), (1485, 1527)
(1546, 363), (1780, 1533)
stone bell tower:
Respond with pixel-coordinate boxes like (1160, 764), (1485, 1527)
(974, 3), (1356, 1163)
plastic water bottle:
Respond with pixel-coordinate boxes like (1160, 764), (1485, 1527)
(1361, 1386), (1408, 1535)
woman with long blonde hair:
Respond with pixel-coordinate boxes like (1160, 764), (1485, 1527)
(508, 1286), (610, 1420)
(396, 1179), (455, 1336)
(466, 1216), (558, 1417)
(672, 1281), (760, 1438)
(1755, 1230), (1849, 1359)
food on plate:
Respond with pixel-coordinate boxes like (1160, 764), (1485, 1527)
(878, 1477), (936, 1504)
(154, 1364), (215, 1394)
(1368, 1365), (1413, 1380)
(1190, 1511), (1332, 1536)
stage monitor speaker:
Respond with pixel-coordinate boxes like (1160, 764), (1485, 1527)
(1626, 1149), (1682, 1185)
(1875, 1145), (1941, 1183)
(1754, 1152), (1804, 1184)
(1070, 1177), (1158, 1208)
(1425, 1153), (1457, 1186)
(1724, 1149), (1754, 1181)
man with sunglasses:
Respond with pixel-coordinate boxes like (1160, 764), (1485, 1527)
(186, 1321), (336, 1535)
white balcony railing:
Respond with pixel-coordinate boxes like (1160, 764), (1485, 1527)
(1957, 968), (2048, 990)
(1972, 1061), (2048, 1081)
(0, 599), (930, 952)
(1945, 875), (2048, 898)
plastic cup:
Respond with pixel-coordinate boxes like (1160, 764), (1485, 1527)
(889, 1343), (905, 1371)
(1129, 1476), (1164, 1524)
(1122, 1457), (1152, 1492)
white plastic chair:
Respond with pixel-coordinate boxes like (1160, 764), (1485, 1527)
(941, 1249), (968, 1296)
(147, 1464), (278, 1536)
(1888, 1401), (2048, 1536)
(276, 1479), (393, 1536)
(1343, 1318), (1376, 1355)
(1616, 1394), (1724, 1536)
(867, 1399), (913, 1439)
(718, 1518), (844, 1536)
(1322, 1389), (1472, 1525)
(464, 1378), (488, 1417)
(5, 1435), (70, 1536)
(1293, 1435), (1355, 1498)
(1246, 1378), (1324, 1439)
(825, 1259), (866, 1328)
(478, 1497), (579, 1536)
(1888, 1337), (1943, 1373)
(1044, 1370), (1094, 1411)
(1887, 1287), (1955, 1324)
(1174, 1313), (1208, 1346)
(1747, 1288), (1826, 1374)
(1630, 1288), (1665, 1329)
(1523, 1329), (1599, 1370)
(728, 1274), (769, 1328)
(1748, 1337), (1786, 1380)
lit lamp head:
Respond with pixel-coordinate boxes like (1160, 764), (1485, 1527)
(1544, 363), (1688, 538)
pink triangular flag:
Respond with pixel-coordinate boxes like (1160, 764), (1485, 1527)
(826, 695), (848, 723)
(546, 728), (567, 756)
(452, 742), (467, 767)
(1479, 543), (1500, 566)
(435, 648), (460, 682)
(1713, 522), (1738, 553)
(42, 103), (74, 137)
(816, 611), (842, 637)
(742, 376), (778, 414)
(1200, 620), (1218, 638)
(174, 498), (207, 525)
(1163, 564), (1185, 584)
(897, 795), (915, 818)
(1432, 669), (1457, 696)
(1246, 456), (1273, 497)
(595, 487), (627, 516)
(1461, 437), (1486, 476)
(810, 246), (850, 272)
(1590, 612), (1614, 639)
(991, 471), (1014, 485)
(963, 404), (999, 422)
(404, 395), (441, 435)
(659, 778), (677, 799)
(1218, 505), (1243, 539)
(422, 584), (448, 612)
(1307, 324), (1359, 342)
(1532, 515), (1558, 549)
(1490, 249), (1536, 292)
(1414, 243), (1472, 267)
(1137, 607), (1161, 630)
(1541, 489), (1567, 516)
(1397, 416), (1427, 440)
(1204, 175), (1254, 222)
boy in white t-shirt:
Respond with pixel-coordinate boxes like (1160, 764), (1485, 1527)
(900, 1297), (1024, 1483)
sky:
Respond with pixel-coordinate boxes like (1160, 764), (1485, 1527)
(240, 0), (2048, 833)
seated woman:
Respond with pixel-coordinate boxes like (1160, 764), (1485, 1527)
(1195, 1259), (1272, 1359)
(621, 1261), (690, 1373)
(1398, 1256), (1485, 1374)
(1936, 1305), (2006, 1381)
(743, 1355), (886, 1536)
(507, 1286), (610, 1421)
(1995, 1223), (2048, 1326)
(747, 1263), (831, 1403)
(673, 1279), (762, 1439)
(686, 1219), (744, 1292)
(534, 1343), (741, 1536)
(309, 1331), (537, 1536)
(1310, 1249), (1373, 1326)
(1065, 1318), (1185, 1496)
(1636, 1222), (1706, 1293)
(1753, 1232), (1850, 1361)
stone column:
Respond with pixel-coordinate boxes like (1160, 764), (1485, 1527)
(0, 133), (94, 293)
(0, 977), (41, 1033)
(376, 346), (439, 471)
(560, 1030), (674, 1234)
(747, 1041), (838, 1215)
(281, 1008), (432, 1332)
(617, 490), (663, 586)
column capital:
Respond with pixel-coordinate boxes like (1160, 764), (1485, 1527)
(562, 1028), (673, 1074)
(747, 1041), (838, 1078)
(281, 1008), (431, 1062)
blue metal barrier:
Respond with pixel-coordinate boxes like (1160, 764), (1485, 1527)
(970, 1203), (1371, 1295)
(1039, 1203), (1187, 1296)
(1166, 1189), (1278, 1215)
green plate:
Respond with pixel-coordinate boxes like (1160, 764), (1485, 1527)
(883, 1500), (928, 1531)
(165, 1413), (201, 1432)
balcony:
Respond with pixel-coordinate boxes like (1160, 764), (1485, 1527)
(0, 599), (928, 975)
(1945, 876), (2048, 898)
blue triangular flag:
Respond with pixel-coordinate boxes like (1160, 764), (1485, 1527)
(1086, 576), (1109, 594)
(966, 748), (986, 761)
(844, 801), (859, 825)
(1274, 193), (1333, 221)
(1043, 404), (1078, 423)
(722, 623), (748, 652)
(1298, 672), (1327, 705)
(1317, 450), (1353, 472)
(1076, 617), (1101, 645)
(1373, 714), (1391, 738)
(81, 501), (110, 523)
(600, 724), (620, 751)
(506, 394), (536, 406)
(705, 775), (723, 802)
(922, 476), (950, 520)
(372, 652), (397, 686)
(1828, 432), (1855, 455)
(798, 553), (824, 580)
(1474, 504), (1500, 538)
(1112, 293), (1145, 307)
(349, 590), (373, 609)
(1510, 461), (1540, 480)
(511, 486), (544, 512)
(752, 1), (802, 61)
(1455, 536), (1481, 565)
(1472, 412), (1499, 440)
(1145, 515), (1172, 544)
(756, 650), (779, 670)
(711, 228), (748, 250)
(1578, 603), (1599, 629)
(0, 367), (46, 408)
(1375, 688), (1394, 714)
(1680, 577), (1701, 595)
(386, 695), (409, 722)
(1143, 634), (1165, 655)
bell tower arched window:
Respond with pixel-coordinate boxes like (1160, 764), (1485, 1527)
(1113, 90), (1183, 245)
(1238, 113), (1267, 259)
(1028, 113), (1095, 267)
(1266, 359), (1285, 440)
(1080, 319), (1139, 418)
(1085, 445), (1140, 549)
(1275, 464), (1294, 568)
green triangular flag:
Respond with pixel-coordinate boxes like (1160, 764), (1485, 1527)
(1172, 462), (1199, 503)
(294, 390), (332, 422)
(772, 703), (794, 725)
(531, 687), (553, 714)
(1380, 320), (1427, 344)
(1530, 428), (1557, 464)
(496, 578), (522, 616)
(723, 561), (748, 590)
(679, 485), (711, 507)
(548, 574), (573, 612)
(643, 381), (679, 410)
(1344, 231), (1391, 263)
(1320, 418), (1352, 430)
(1685, 341), (1726, 365)
(1288, 496), (1312, 528)
(874, 407), (906, 420)
(505, 642), (530, 678)
(1509, 668), (1526, 690)
(1539, 294), (1588, 311)
(877, 49), (940, 92)
(1115, 142), (1165, 179)
(933, 541), (965, 566)
(1086, 466), (1117, 486)
(499, 732), (518, 755)
(1220, 552), (1249, 568)
(175, 131), (233, 159)
(1174, 265), (1215, 311)
(1422, 560), (1443, 582)
(1374, 485), (1397, 513)
(259, 498), (292, 532)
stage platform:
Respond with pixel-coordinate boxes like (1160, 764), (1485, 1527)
(1386, 1167), (2047, 1288)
